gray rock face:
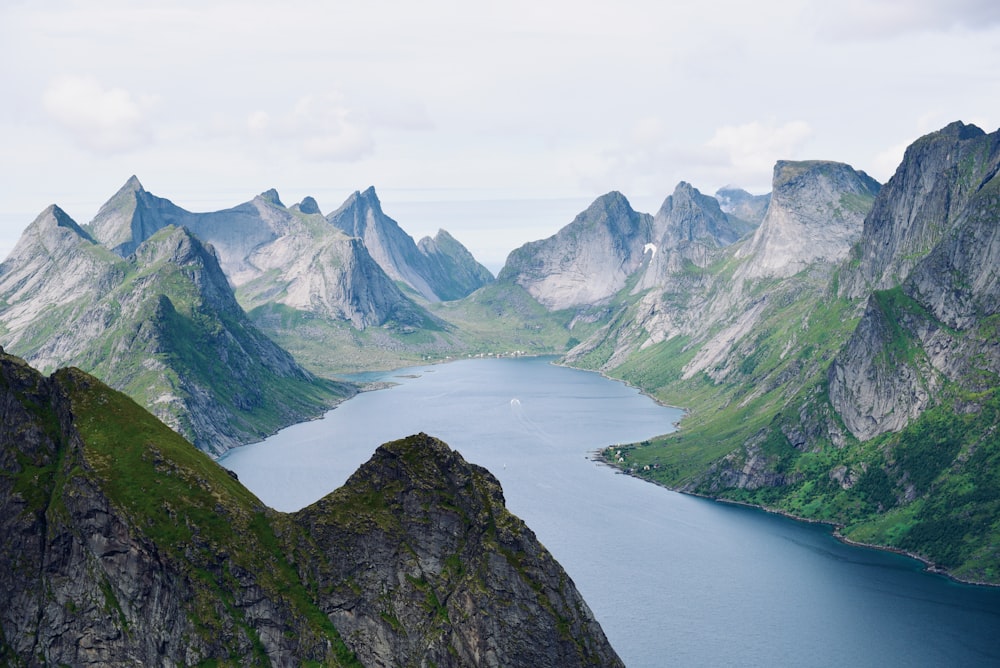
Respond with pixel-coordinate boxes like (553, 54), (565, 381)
(498, 192), (654, 310)
(734, 161), (880, 279)
(88, 175), (196, 256)
(840, 122), (998, 299)
(637, 181), (757, 291)
(328, 187), (493, 302)
(830, 124), (1000, 440)
(85, 178), (433, 328)
(417, 229), (496, 301)
(291, 433), (623, 668)
(0, 359), (621, 667)
(0, 217), (350, 455)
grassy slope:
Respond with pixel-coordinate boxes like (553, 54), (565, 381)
(595, 274), (1000, 583)
(58, 367), (361, 666)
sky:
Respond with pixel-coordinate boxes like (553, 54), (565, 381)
(2, 0), (999, 271)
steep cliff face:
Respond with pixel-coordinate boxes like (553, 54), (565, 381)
(636, 181), (756, 291)
(87, 175), (196, 256)
(0, 352), (353, 666)
(734, 160), (880, 280)
(584, 122), (1000, 583)
(830, 125), (1000, 440)
(328, 187), (492, 302)
(0, 355), (621, 667)
(840, 121), (1000, 299)
(0, 218), (351, 455)
(0, 206), (123, 352)
(498, 192), (653, 310)
(86, 179), (431, 329)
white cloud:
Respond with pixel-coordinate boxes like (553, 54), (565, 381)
(706, 120), (813, 178)
(41, 76), (153, 153)
(247, 93), (374, 162)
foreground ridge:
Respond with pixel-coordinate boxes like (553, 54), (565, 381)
(0, 349), (621, 666)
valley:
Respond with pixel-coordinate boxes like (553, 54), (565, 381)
(1, 119), (999, 664)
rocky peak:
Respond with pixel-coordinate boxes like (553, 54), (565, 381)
(416, 229), (495, 301)
(715, 185), (771, 226)
(0, 206), (117, 346)
(294, 195), (321, 215)
(87, 176), (195, 256)
(840, 121), (1000, 298)
(327, 186), (441, 299)
(328, 187), (491, 302)
(654, 181), (749, 248)
(498, 191), (653, 310)
(294, 433), (624, 667)
(0, 361), (620, 666)
(734, 160), (880, 279)
(258, 187), (284, 207)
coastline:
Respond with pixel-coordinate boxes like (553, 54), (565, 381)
(594, 453), (1000, 589)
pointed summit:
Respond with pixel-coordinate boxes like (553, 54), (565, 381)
(258, 188), (284, 207)
(654, 181), (750, 248)
(328, 187), (442, 301)
(498, 191), (654, 310)
(122, 174), (144, 192)
(88, 176), (194, 256)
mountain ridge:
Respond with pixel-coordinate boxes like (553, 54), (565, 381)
(0, 350), (622, 666)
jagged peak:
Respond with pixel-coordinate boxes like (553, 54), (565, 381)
(330, 186), (385, 220)
(933, 120), (985, 141)
(258, 188), (284, 207)
(571, 191), (637, 225)
(295, 196), (321, 215)
(433, 228), (455, 242)
(27, 205), (94, 242)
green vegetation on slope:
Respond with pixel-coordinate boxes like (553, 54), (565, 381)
(59, 367), (361, 666)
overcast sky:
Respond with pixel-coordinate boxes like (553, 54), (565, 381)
(2, 0), (998, 270)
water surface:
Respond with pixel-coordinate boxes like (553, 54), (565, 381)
(221, 356), (1000, 667)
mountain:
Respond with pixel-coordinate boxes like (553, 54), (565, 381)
(715, 185), (770, 227)
(636, 181), (758, 291)
(328, 187), (493, 302)
(0, 212), (351, 455)
(417, 228), (496, 300)
(573, 122), (1000, 583)
(497, 191), (654, 310)
(828, 123), (1000, 439)
(87, 175), (196, 256)
(0, 351), (622, 666)
(732, 160), (880, 279)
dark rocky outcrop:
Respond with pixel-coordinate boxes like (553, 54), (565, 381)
(0, 353), (621, 666)
(292, 433), (622, 667)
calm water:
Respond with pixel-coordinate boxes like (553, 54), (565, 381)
(220, 356), (1000, 667)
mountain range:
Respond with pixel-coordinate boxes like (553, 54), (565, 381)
(0, 117), (997, 621)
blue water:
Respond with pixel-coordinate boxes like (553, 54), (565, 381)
(220, 356), (1000, 667)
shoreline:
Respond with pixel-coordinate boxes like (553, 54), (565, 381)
(593, 451), (1000, 589)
